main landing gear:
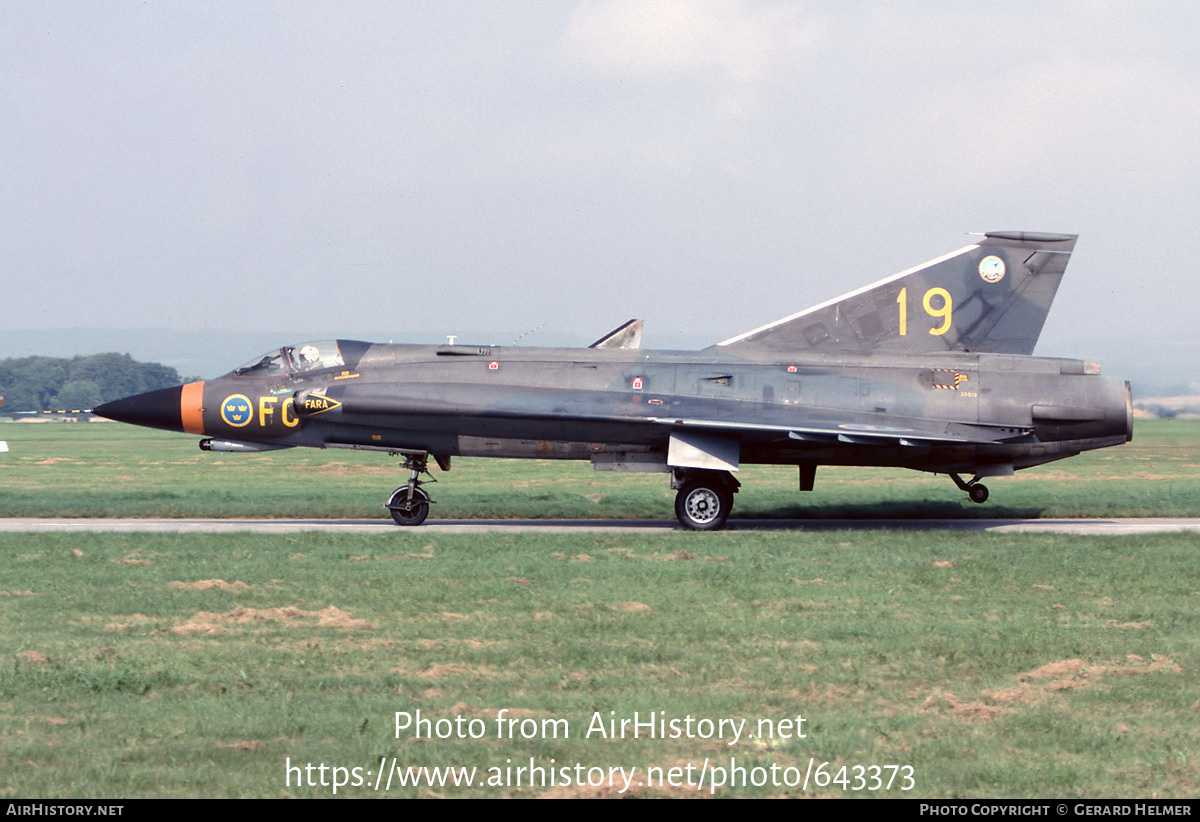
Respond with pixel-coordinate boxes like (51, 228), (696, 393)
(949, 473), (990, 504)
(672, 469), (740, 531)
(386, 455), (436, 526)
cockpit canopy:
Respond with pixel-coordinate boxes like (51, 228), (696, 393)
(233, 340), (347, 377)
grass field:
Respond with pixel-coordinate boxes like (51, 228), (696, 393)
(1, 420), (1198, 798)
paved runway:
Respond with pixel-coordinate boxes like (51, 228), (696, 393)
(3, 517), (1200, 535)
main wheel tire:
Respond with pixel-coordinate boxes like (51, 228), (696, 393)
(968, 483), (990, 504)
(388, 486), (431, 526)
(675, 480), (733, 531)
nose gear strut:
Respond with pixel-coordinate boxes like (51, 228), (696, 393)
(386, 454), (435, 525)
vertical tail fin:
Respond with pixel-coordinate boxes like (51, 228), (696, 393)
(715, 231), (1077, 356)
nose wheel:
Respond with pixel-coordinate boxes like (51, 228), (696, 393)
(387, 485), (431, 525)
(386, 455), (436, 526)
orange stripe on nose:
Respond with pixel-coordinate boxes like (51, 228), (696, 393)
(181, 381), (206, 434)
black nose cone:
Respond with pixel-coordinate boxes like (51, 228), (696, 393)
(94, 386), (183, 432)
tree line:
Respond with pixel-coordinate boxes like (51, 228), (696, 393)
(0, 353), (187, 413)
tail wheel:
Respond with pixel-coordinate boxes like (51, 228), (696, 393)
(387, 486), (431, 526)
(675, 480), (733, 531)
(950, 472), (991, 504)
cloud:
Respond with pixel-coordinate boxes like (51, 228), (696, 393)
(556, 0), (823, 118)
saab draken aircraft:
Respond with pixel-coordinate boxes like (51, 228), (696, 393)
(96, 231), (1132, 530)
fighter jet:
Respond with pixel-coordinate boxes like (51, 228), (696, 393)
(95, 231), (1132, 530)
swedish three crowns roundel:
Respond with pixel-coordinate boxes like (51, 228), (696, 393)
(220, 394), (253, 427)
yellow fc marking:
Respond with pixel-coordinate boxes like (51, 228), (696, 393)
(281, 397), (298, 427)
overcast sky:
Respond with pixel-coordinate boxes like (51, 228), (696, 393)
(4, 1), (1199, 357)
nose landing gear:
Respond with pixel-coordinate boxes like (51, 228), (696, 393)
(386, 455), (436, 526)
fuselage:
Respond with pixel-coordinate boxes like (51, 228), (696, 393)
(99, 339), (1132, 478)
